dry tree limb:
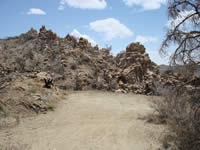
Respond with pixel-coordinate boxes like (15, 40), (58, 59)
(160, 0), (200, 65)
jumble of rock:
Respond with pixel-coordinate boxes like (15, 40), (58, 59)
(115, 43), (161, 94)
(161, 70), (200, 90)
(0, 26), (163, 95)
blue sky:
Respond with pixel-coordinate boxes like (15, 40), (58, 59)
(0, 0), (171, 64)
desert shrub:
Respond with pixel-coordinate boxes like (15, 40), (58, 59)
(24, 50), (34, 60)
(0, 143), (29, 150)
(29, 88), (37, 93)
(152, 84), (200, 150)
(15, 57), (25, 72)
(158, 0), (200, 148)
(70, 63), (77, 70)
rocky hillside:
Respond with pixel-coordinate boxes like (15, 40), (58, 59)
(0, 26), (161, 95)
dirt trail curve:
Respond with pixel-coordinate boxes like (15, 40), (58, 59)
(0, 91), (165, 150)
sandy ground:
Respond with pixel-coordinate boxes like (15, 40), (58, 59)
(0, 91), (165, 150)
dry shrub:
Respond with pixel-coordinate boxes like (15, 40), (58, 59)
(0, 143), (29, 150)
(152, 84), (200, 150)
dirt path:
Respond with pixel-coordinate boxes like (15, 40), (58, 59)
(0, 91), (164, 150)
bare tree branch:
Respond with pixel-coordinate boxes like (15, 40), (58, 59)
(160, 0), (200, 65)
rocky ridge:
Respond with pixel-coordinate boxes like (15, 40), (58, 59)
(0, 26), (162, 95)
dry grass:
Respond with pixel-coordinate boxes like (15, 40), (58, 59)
(28, 87), (37, 93)
(0, 74), (63, 128)
(0, 143), (29, 150)
(151, 84), (200, 150)
(46, 103), (57, 111)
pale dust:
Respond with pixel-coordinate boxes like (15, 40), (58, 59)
(0, 91), (165, 150)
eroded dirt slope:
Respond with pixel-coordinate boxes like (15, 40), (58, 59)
(0, 91), (165, 150)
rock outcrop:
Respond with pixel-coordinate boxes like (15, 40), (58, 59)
(115, 42), (161, 94)
(0, 26), (162, 95)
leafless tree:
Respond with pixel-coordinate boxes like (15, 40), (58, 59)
(160, 0), (200, 65)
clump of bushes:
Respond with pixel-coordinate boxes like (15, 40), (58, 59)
(152, 84), (200, 150)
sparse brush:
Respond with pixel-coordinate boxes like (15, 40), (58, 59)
(151, 83), (200, 150)
(0, 143), (29, 150)
(47, 103), (56, 111)
(29, 88), (37, 93)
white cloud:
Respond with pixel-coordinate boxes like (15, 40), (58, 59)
(71, 29), (97, 46)
(58, 5), (65, 10)
(135, 35), (157, 44)
(58, 0), (107, 10)
(27, 8), (46, 15)
(122, 0), (167, 10)
(147, 49), (169, 65)
(89, 18), (133, 40)
(166, 10), (198, 29)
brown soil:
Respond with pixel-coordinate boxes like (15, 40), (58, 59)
(0, 91), (165, 150)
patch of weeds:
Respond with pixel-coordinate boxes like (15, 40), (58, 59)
(151, 83), (200, 150)
(47, 103), (56, 111)
(29, 88), (37, 94)
(0, 104), (8, 117)
(0, 143), (29, 150)
(140, 113), (167, 125)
